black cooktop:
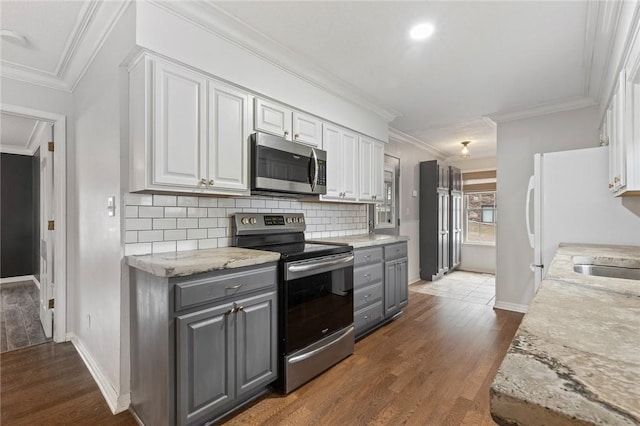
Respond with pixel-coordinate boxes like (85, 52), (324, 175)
(250, 242), (352, 262)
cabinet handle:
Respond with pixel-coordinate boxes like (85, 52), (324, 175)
(284, 130), (289, 137)
(226, 284), (243, 290)
(364, 255), (371, 260)
(237, 306), (244, 312)
(294, 133), (300, 139)
(364, 273), (371, 280)
(227, 307), (237, 314)
(209, 179), (214, 186)
(614, 176), (620, 183)
(364, 294), (371, 299)
(364, 315), (369, 320)
(200, 178), (207, 186)
(608, 183), (614, 189)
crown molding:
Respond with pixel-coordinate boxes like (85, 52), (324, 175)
(484, 96), (598, 123)
(388, 127), (448, 160)
(152, 1), (400, 123)
(0, 0), (131, 93)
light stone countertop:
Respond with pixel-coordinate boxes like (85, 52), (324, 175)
(308, 233), (409, 249)
(126, 247), (281, 278)
(490, 243), (640, 426)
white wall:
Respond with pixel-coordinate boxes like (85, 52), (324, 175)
(134, 1), (389, 142)
(71, 3), (135, 412)
(385, 140), (438, 283)
(495, 105), (600, 311)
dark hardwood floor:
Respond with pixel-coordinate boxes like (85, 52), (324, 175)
(0, 292), (522, 426)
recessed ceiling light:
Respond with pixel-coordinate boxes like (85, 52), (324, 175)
(409, 23), (435, 41)
(0, 29), (29, 46)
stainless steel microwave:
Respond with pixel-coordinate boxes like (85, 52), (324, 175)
(251, 132), (327, 196)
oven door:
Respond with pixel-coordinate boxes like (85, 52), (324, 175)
(252, 132), (327, 195)
(283, 252), (354, 354)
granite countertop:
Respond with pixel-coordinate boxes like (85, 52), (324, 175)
(490, 243), (640, 426)
(126, 247), (281, 278)
(309, 233), (409, 249)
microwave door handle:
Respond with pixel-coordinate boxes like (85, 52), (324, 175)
(310, 148), (319, 191)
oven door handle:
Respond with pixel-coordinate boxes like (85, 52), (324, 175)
(309, 148), (318, 192)
(287, 254), (354, 273)
(285, 254), (354, 280)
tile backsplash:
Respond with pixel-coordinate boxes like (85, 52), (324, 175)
(124, 194), (369, 256)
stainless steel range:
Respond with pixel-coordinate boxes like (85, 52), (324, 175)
(232, 213), (354, 393)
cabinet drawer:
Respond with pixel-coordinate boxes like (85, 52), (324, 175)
(354, 281), (383, 312)
(354, 263), (383, 289)
(384, 243), (407, 261)
(174, 265), (277, 311)
(354, 301), (383, 333)
(354, 247), (383, 266)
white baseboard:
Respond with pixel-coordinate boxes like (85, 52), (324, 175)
(0, 275), (36, 285)
(67, 332), (131, 414)
(409, 276), (421, 285)
(493, 301), (528, 314)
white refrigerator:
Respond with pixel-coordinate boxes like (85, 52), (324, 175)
(525, 146), (640, 291)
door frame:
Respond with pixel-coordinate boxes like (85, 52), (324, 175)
(1, 103), (67, 343)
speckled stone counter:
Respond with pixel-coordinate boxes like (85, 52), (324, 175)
(309, 234), (409, 249)
(490, 243), (640, 426)
(126, 247), (280, 277)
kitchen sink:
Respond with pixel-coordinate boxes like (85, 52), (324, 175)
(573, 264), (640, 280)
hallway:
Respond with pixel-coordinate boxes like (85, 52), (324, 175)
(410, 270), (496, 306)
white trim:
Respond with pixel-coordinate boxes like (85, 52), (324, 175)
(68, 333), (131, 414)
(409, 276), (421, 285)
(485, 96), (598, 123)
(388, 127), (448, 159)
(152, 1), (400, 122)
(0, 145), (33, 156)
(0, 275), (36, 285)
(493, 301), (528, 314)
(1, 103), (67, 344)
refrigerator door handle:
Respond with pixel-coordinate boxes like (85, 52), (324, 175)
(525, 174), (535, 249)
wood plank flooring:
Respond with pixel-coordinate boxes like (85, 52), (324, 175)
(0, 291), (522, 426)
(220, 292), (523, 425)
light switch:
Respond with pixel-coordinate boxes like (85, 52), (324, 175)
(107, 196), (116, 217)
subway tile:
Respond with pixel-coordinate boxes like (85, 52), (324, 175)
(126, 218), (152, 231)
(125, 206), (138, 218)
(198, 239), (218, 249)
(198, 218), (218, 228)
(153, 241), (176, 253)
(177, 196), (199, 207)
(278, 201), (291, 209)
(187, 207), (208, 218)
(153, 218), (177, 230)
(265, 200), (279, 208)
(138, 230), (164, 243)
(125, 193), (153, 206)
(207, 208), (226, 218)
(236, 199), (251, 208)
(177, 218), (198, 229)
(199, 197), (218, 207)
(187, 229), (207, 240)
(125, 243), (152, 256)
(125, 231), (138, 244)
(164, 229), (187, 241)
(208, 228), (225, 238)
(177, 240), (198, 252)
(225, 208), (241, 216)
(138, 206), (164, 218)
(165, 207), (187, 218)
(251, 199), (266, 208)
(217, 198), (236, 208)
(153, 195), (177, 206)
(217, 237), (230, 248)
(217, 218), (230, 228)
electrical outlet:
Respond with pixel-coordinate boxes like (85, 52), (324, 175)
(107, 196), (116, 217)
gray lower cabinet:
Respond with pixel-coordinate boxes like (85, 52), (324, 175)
(130, 263), (278, 426)
(353, 241), (408, 338)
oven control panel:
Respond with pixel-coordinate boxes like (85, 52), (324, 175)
(233, 212), (306, 235)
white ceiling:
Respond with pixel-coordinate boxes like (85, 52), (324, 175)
(0, 1), (620, 159)
(0, 113), (49, 155)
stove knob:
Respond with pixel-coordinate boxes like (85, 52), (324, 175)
(286, 217), (293, 223)
(299, 217), (304, 223)
(241, 217), (250, 225)
(250, 217), (257, 225)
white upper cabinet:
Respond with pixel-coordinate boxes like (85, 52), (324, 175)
(153, 60), (207, 188)
(129, 54), (249, 195)
(359, 136), (385, 203)
(322, 124), (357, 201)
(207, 83), (249, 191)
(254, 98), (322, 147)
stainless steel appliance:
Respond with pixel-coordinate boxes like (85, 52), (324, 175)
(233, 213), (354, 393)
(251, 132), (327, 196)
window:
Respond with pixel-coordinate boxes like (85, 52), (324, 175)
(375, 170), (395, 228)
(465, 192), (496, 243)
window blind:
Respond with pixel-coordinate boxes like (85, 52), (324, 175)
(462, 170), (496, 193)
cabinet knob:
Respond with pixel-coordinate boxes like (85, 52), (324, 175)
(294, 133), (300, 139)
(284, 130), (289, 137)
(209, 179), (214, 186)
(237, 306), (244, 312)
(200, 178), (207, 186)
(614, 176), (620, 183)
(609, 183), (614, 189)
(364, 294), (371, 299)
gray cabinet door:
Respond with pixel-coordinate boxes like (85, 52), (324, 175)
(235, 291), (277, 398)
(176, 302), (235, 426)
(398, 258), (408, 309)
(384, 260), (398, 316)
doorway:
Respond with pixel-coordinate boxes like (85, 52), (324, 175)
(370, 154), (400, 235)
(0, 104), (67, 344)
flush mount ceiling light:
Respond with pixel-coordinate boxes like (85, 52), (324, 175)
(409, 23), (435, 41)
(0, 29), (29, 46)
(460, 141), (471, 159)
